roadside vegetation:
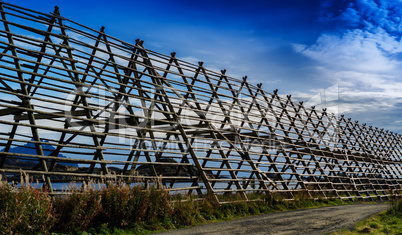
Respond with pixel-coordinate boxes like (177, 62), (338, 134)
(332, 198), (402, 234)
(0, 174), (361, 234)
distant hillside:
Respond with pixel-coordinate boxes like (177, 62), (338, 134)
(1, 139), (78, 167)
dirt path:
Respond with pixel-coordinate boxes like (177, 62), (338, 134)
(158, 203), (389, 235)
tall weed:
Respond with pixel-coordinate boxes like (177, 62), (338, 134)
(0, 178), (20, 233)
(0, 173), (358, 234)
(52, 184), (102, 233)
(387, 198), (402, 217)
(0, 174), (55, 234)
(144, 187), (173, 228)
(94, 182), (150, 228)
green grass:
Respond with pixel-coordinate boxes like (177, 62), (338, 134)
(332, 198), (402, 235)
(78, 192), (355, 235)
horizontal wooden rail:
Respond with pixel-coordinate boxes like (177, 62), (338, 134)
(0, 1), (401, 203)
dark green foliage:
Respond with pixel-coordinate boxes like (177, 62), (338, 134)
(95, 183), (143, 228)
(93, 183), (172, 229)
(0, 179), (56, 234)
(53, 187), (102, 233)
(144, 187), (172, 226)
(388, 198), (402, 216)
(199, 198), (217, 221)
(0, 181), (18, 233)
(171, 197), (200, 227)
(14, 186), (56, 234)
(0, 176), (354, 234)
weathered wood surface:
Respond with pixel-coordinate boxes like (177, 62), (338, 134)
(0, 1), (400, 203)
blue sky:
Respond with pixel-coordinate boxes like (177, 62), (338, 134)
(10, 0), (402, 133)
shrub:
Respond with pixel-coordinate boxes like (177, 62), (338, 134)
(52, 185), (102, 233)
(13, 186), (56, 234)
(171, 196), (199, 227)
(0, 179), (20, 233)
(95, 183), (133, 228)
(130, 185), (150, 223)
(199, 198), (217, 221)
(0, 173), (357, 234)
(387, 198), (402, 217)
(0, 175), (55, 234)
(144, 187), (173, 228)
(94, 183), (150, 228)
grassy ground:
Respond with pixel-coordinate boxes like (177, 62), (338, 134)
(76, 193), (355, 235)
(331, 199), (402, 235)
(81, 198), (354, 235)
(0, 174), (374, 235)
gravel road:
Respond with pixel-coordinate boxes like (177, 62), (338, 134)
(158, 203), (390, 235)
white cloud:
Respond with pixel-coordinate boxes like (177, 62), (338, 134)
(293, 0), (402, 132)
(293, 29), (402, 73)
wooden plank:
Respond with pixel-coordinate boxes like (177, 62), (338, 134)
(0, 107), (22, 116)
(0, 1), (401, 203)
(15, 110), (87, 120)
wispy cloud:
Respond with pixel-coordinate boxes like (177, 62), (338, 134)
(292, 0), (402, 133)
